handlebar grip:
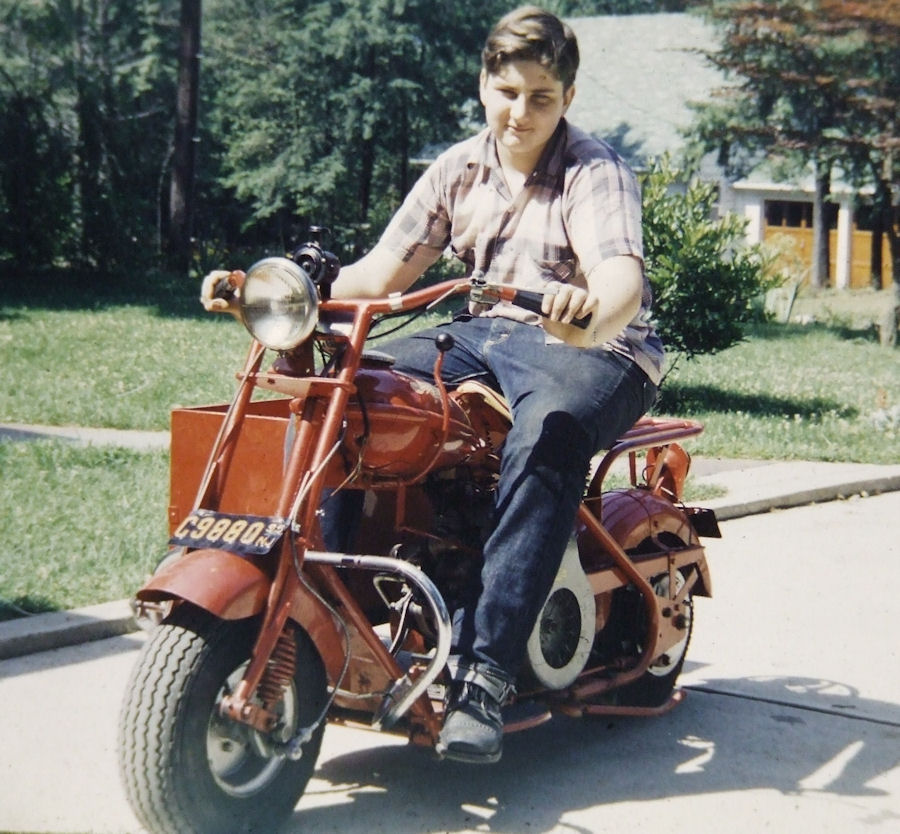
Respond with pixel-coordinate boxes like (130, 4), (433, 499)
(212, 274), (237, 300)
(513, 289), (591, 330)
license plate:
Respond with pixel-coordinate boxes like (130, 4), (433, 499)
(169, 510), (288, 556)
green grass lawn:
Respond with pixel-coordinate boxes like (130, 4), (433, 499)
(0, 441), (169, 618)
(0, 296), (249, 431)
(1, 274), (898, 615)
(659, 322), (898, 463)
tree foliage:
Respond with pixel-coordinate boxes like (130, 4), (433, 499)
(0, 0), (515, 270)
(0, 0), (180, 270)
(0, 0), (791, 359)
(542, 1), (698, 13)
(689, 0), (900, 288)
(642, 156), (779, 358)
(201, 0), (505, 260)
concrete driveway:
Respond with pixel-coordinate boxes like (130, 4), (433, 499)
(0, 492), (898, 833)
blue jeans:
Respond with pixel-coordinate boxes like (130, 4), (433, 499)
(380, 316), (658, 684)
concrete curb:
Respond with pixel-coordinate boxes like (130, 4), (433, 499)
(0, 599), (138, 660)
(704, 472), (900, 521)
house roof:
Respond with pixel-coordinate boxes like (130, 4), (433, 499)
(565, 13), (722, 168)
(564, 14), (873, 199)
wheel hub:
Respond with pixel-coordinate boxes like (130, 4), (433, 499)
(207, 663), (297, 797)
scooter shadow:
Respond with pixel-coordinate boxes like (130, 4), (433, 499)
(287, 674), (900, 834)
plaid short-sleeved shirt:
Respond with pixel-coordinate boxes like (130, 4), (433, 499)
(379, 120), (664, 383)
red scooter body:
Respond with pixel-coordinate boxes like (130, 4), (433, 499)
(119, 266), (719, 834)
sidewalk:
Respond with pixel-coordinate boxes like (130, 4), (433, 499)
(2, 421), (900, 659)
(0, 421), (171, 450)
(690, 455), (900, 520)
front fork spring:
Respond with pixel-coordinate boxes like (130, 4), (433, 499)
(257, 627), (297, 711)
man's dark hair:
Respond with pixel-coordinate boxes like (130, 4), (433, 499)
(482, 6), (580, 90)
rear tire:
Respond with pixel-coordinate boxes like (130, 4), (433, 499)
(118, 605), (327, 834)
(615, 569), (693, 707)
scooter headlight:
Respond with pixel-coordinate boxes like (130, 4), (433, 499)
(239, 257), (319, 351)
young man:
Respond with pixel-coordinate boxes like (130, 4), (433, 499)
(204, 6), (663, 763)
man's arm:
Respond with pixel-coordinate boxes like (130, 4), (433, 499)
(200, 241), (441, 316)
(541, 254), (643, 348)
(331, 243), (440, 299)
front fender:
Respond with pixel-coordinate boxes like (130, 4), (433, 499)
(136, 548), (347, 683)
(137, 548), (269, 619)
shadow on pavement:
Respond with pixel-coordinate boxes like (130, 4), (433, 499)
(287, 676), (900, 834)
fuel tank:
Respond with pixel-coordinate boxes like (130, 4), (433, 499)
(336, 364), (484, 480)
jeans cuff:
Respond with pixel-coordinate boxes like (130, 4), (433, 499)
(448, 657), (516, 704)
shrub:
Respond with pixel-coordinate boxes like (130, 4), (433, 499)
(641, 156), (781, 358)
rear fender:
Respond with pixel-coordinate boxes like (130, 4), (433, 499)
(584, 489), (713, 597)
(136, 548), (347, 682)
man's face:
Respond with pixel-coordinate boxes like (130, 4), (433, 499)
(479, 59), (574, 171)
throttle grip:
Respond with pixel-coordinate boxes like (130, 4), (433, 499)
(513, 289), (591, 330)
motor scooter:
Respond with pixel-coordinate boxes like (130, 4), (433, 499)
(118, 234), (720, 834)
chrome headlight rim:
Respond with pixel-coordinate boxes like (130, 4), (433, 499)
(239, 256), (319, 352)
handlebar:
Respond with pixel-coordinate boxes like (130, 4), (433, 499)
(321, 276), (591, 331)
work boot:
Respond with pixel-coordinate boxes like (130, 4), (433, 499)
(436, 681), (504, 764)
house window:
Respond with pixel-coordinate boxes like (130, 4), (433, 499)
(765, 200), (837, 229)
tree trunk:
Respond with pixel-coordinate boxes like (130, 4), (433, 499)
(398, 100), (409, 198)
(72, 0), (106, 268)
(167, 0), (202, 274)
(879, 190), (900, 347)
(356, 135), (375, 257)
(810, 163), (831, 289)
(870, 219), (883, 291)
(886, 219), (900, 348)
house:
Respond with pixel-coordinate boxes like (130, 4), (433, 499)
(566, 13), (894, 288)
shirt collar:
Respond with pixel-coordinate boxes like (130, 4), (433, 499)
(466, 121), (568, 192)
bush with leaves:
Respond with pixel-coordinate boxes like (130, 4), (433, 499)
(640, 156), (780, 359)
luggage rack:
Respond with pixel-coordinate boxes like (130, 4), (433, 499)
(592, 416), (704, 494)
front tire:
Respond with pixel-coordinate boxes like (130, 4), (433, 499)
(118, 605), (327, 834)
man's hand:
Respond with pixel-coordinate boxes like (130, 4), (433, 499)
(541, 256), (643, 348)
(540, 282), (597, 326)
(200, 270), (245, 318)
